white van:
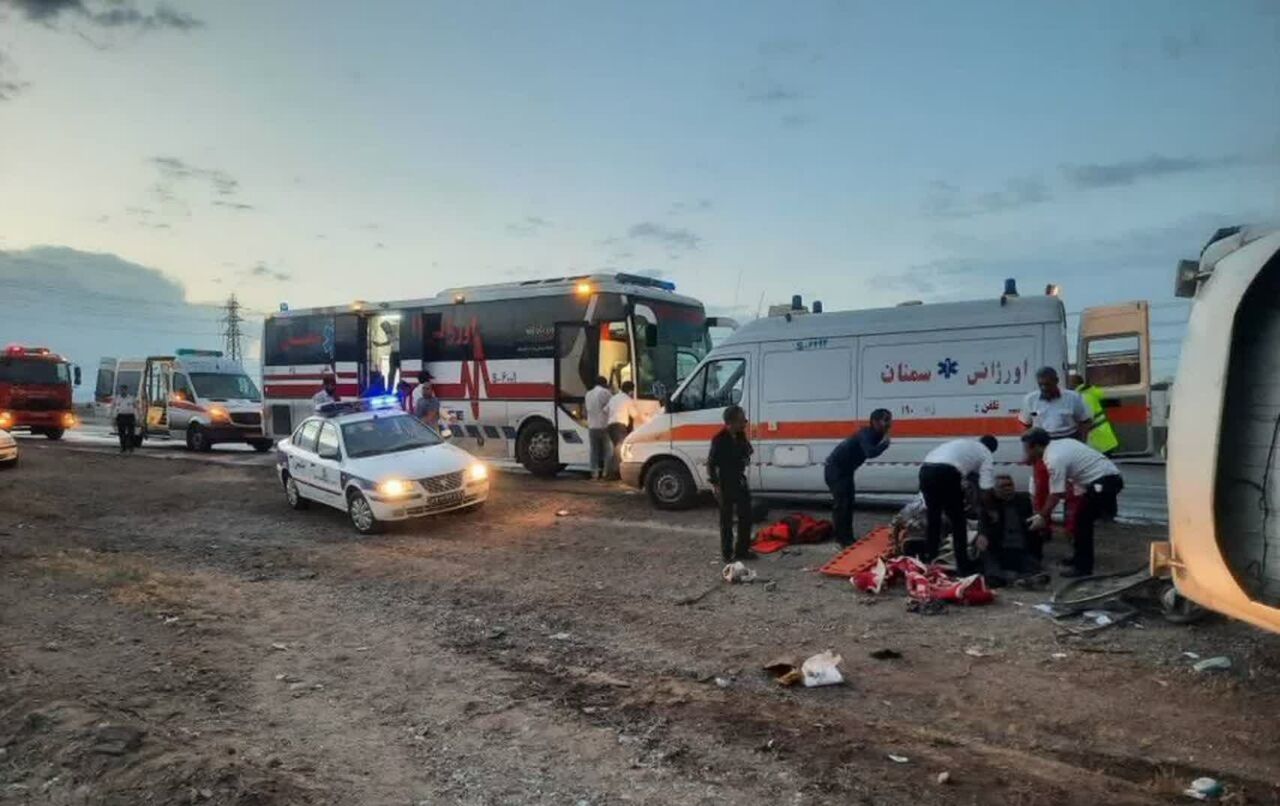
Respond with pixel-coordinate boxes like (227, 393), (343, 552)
(620, 290), (1069, 508)
(136, 350), (272, 452)
(93, 358), (146, 419)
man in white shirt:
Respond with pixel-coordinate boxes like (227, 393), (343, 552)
(110, 384), (138, 454)
(917, 436), (998, 575)
(1017, 365), (1092, 541)
(312, 370), (340, 412)
(1022, 427), (1124, 578)
(584, 376), (613, 480)
(604, 380), (638, 480)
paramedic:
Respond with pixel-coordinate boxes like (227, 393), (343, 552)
(604, 381), (637, 480)
(1021, 428), (1124, 578)
(111, 384), (138, 454)
(1069, 373), (1120, 455)
(707, 404), (754, 563)
(917, 436), (998, 575)
(585, 376), (613, 480)
(1017, 366), (1092, 540)
(312, 370), (340, 411)
(976, 474), (1044, 586)
(824, 409), (892, 547)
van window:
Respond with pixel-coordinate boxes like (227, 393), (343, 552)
(173, 374), (197, 403)
(95, 368), (114, 401)
(676, 358), (745, 411)
(294, 420), (321, 453)
(765, 348), (851, 402)
(1085, 334), (1142, 387)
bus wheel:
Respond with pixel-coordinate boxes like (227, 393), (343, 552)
(646, 459), (697, 510)
(518, 420), (560, 477)
(186, 424), (212, 452)
(44, 429), (65, 441)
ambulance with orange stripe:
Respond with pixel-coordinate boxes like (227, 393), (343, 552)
(134, 349), (272, 452)
(620, 286), (1070, 508)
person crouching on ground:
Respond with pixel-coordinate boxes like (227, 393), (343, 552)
(1021, 427), (1124, 578)
(824, 409), (892, 547)
(707, 404), (754, 563)
(976, 474), (1045, 587)
(917, 436), (997, 575)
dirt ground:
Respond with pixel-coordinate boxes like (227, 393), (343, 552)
(2, 441), (1279, 806)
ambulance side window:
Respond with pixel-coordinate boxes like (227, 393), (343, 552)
(173, 374), (196, 403)
(676, 358), (745, 411)
(294, 420), (322, 453)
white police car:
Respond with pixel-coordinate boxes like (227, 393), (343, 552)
(276, 400), (488, 534)
(0, 427), (17, 468)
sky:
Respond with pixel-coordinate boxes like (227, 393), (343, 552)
(1, 0), (1278, 379)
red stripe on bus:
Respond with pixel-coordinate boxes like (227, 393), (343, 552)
(432, 381), (555, 400)
(629, 417), (1030, 445)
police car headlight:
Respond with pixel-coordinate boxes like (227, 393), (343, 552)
(377, 478), (412, 497)
(468, 463), (488, 483)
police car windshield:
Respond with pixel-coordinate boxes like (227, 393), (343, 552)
(190, 373), (261, 402)
(341, 414), (442, 458)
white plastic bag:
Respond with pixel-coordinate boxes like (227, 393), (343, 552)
(801, 650), (844, 687)
(722, 562), (758, 584)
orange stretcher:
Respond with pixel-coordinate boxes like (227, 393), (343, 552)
(818, 526), (895, 578)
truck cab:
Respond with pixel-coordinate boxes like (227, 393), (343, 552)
(138, 349), (272, 452)
(0, 344), (80, 440)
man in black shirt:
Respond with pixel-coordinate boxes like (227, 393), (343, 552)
(824, 409), (892, 546)
(707, 405), (754, 563)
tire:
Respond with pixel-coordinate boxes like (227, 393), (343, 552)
(249, 439), (273, 453)
(0, 458), (16, 470)
(1159, 583), (1210, 625)
(645, 459), (698, 510)
(346, 489), (382, 535)
(44, 429), (64, 441)
(517, 419), (560, 477)
(186, 424), (213, 453)
(283, 473), (309, 510)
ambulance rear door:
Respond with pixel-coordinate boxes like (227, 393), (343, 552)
(1077, 302), (1152, 455)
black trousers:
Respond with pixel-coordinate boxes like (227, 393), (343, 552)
(825, 466), (855, 547)
(718, 476), (752, 561)
(919, 463), (973, 574)
(1072, 474), (1124, 575)
(115, 414), (136, 452)
(605, 423), (629, 479)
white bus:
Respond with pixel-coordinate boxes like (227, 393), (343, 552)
(261, 273), (731, 475)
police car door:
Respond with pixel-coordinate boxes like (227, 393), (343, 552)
(312, 421), (345, 505)
(288, 419), (323, 501)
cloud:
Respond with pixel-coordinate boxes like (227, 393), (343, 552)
(0, 49), (29, 101)
(151, 156), (238, 196)
(213, 200), (254, 211)
(626, 221), (702, 253)
(1060, 153), (1243, 189)
(668, 199), (713, 215)
(506, 215), (552, 236)
(923, 176), (1051, 218)
(745, 85), (804, 104)
(1, 0), (202, 31)
(248, 262), (290, 282)
(1161, 31), (1207, 61)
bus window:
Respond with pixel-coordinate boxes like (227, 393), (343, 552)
(599, 320), (632, 389)
(633, 300), (711, 401)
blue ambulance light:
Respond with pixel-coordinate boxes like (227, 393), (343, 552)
(366, 395), (401, 411)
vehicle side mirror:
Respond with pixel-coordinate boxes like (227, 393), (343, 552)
(645, 324), (658, 348)
(73, 366), (82, 386)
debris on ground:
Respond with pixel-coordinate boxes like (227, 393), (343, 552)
(1183, 777), (1225, 800)
(887, 753), (909, 764)
(936, 771), (951, 785)
(91, 724), (145, 756)
(722, 562), (758, 584)
(270, 642), (288, 651)
(714, 676), (731, 689)
(869, 648), (903, 661)
(1192, 656), (1232, 673)
(555, 509), (571, 517)
(752, 513), (833, 554)
(801, 650), (844, 688)
(550, 632), (571, 641)
(852, 556), (994, 606)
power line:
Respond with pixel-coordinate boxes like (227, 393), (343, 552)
(221, 294), (245, 362)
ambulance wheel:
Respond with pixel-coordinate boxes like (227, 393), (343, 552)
(283, 473), (308, 510)
(347, 489), (382, 535)
(646, 459), (697, 510)
(186, 424), (212, 452)
(517, 419), (560, 477)
(44, 429), (64, 441)
(249, 439), (273, 453)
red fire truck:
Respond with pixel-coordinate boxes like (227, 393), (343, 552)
(0, 345), (81, 440)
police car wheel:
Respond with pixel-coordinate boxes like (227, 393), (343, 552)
(347, 490), (382, 535)
(284, 474), (308, 510)
(646, 459), (697, 510)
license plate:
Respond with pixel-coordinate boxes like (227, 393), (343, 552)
(432, 490), (467, 509)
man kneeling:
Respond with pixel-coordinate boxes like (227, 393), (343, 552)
(977, 474), (1046, 587)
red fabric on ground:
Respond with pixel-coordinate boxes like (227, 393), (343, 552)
(752, 514), (834, 554)
(852, 555), (995, 606)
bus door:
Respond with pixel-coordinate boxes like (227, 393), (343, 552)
(554, 322), (593, 466)
(1077, 302), (1151, 455)
(366, 312), (400, 395)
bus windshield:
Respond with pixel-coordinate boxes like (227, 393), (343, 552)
(632, 301), (711, 400)
(190, 373), (261, 402)
(0, 358), (70, 385)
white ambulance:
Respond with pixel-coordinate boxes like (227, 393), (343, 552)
(620, 286), (1069, 508)
(135, 349), (273, 452)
